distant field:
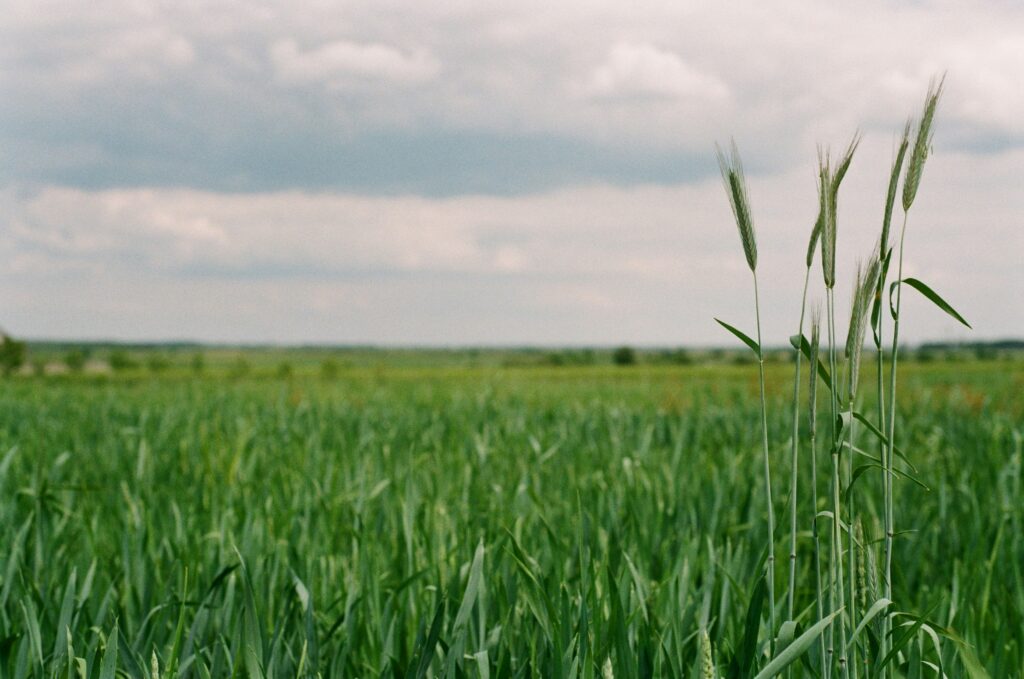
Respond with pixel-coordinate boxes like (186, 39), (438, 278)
(0, 360), (1021, 676)
(19, 340), (1024, 377)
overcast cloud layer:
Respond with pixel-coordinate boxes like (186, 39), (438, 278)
(2, 1), (1022, 344)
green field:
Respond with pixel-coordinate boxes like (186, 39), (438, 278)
(0, 360), (1021, 677)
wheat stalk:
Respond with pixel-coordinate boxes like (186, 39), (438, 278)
(882, 78), (944, 676)
(808, 310), (828, 678)
(716, 142), (776, 650)
(786, 215), (820, 624)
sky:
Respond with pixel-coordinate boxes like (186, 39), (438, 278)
(2, 1), (1022, 346)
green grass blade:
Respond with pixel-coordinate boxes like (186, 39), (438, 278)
(99, 622), (119, 679)
(716, 318), (761, 357)
(410, 598), (446, 679)
(851, 412), (917, 472)
(848, 599), (892, 646)
(52, 569), (77, 664)
(730, 572), (766, 677)
(790, 333), (833, 392)
(454, 541), (485, 631)
(753, 608), (841, 679)
(889, 278), (971, 328)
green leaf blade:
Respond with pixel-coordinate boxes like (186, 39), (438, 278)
(753, 608), (842, 679)
(716, 318), (761, 358)
(890, 278), (972, 329)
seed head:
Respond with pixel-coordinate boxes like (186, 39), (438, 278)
(808, 307), (821, 437)
(716, 141), (758, 272)
(817, 151), (836, 288)
(855, 519), (868, 612)
(700, 629), (716, 679)
(831, 133), (861, 199)
(845, 248), (882, 393)
(817, 134), (860, 288)
(881, 121), (912, 252)
(902, 76), (945, 213)
(806, 209), (823, 269)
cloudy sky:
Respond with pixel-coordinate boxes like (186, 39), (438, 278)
(2, 1), (1022, 345)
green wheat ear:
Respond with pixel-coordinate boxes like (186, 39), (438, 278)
(700, 629), (716, 679)
(830, 132), (861, 199)
(845, 248), (882, 389)
(806, 206), (824, 268)
(902, 75), (945, 212)
(882, 121), (912, 250)
(716, 141), (757, 271)
(816, 150), (835, 288)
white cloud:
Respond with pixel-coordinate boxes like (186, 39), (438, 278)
(945, 37), (1024, 132)
(3, 137), (1022, 344)
(4, 0), (1024, 182)
(2, 1), (1024, 343)
(585, 42), (729, 102)
(270, 38), (440, 87)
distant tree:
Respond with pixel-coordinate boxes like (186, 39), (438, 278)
(190, 352), (205, 375)
(147, 353), (171, 373)
(65, 349), (86, 374)
(0, 336), (27, 377)
(975, 345), (997, 361)
(671, 348), (694, 365)
(546, 352), (566, 367)
(320, 358), (340, 380)
(109, 349), (138, 372)
(612, 346), (636, 366)
(732, 352), (756, 366)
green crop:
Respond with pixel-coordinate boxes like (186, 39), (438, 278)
(0, 360), (1020, 677)
(713, 77), (1015, 677)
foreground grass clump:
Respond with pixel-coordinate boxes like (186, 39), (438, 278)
(0, 363), (1021, 677)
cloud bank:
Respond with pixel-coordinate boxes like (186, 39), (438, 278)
(1, 1), (1022, 343)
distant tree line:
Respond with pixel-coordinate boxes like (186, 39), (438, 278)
(1, 337), (1020, 379)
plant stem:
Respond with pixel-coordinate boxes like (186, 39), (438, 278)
(875, 245), (888, 669)
(882, 212), (909, 675)
(827, 288), (848, 678)
(753, 272), (776, 652)
(810, 387), (827, 678)
(788, 266), (811, 621)
(846, 393), (859, 679)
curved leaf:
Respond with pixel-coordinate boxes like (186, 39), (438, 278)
(789, 333), (832, 392)
(733, 573), (766, 677)
(870, 248), (893, 346)
(716, 318), (761, 358)
(889, 278), (972, 329)
(753, 609), (842, 679)
(99, 622), (118, 679)
(844, 461), (928, 504)
(849, 598), (892, 646)
(851, 412), (917, 472)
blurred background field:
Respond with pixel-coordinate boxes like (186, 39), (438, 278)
(0, 350), (1020, 675)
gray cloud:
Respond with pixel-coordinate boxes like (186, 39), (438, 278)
(2, 138), (1022, 344)
(2, 1), (1023, 344)
(4, 1), (1024, 195)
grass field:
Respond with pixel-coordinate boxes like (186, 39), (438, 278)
(0, 359), (1020, 677)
